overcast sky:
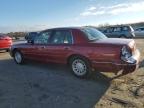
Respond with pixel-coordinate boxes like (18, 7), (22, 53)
(0, 0), (144, 33)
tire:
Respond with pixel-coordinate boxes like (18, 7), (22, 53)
(69, 56), (91, 78)
(6, 49), (9, 52)
(14, 50), (25, 64)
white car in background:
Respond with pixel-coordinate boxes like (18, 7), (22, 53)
(135, 27), (144, 38)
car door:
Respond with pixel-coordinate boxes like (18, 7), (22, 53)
(46, 30), (73, 64)
(138, 28), (144, 37)
(140, 28), (144, 37)
(25, 30), (52, 61)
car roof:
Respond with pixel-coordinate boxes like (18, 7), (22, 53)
(136, 27), (144, 29)
(108, 25), (131, 28)
(41, 27), (88, 32)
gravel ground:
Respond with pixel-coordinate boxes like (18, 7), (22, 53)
(0, 52), (110, 108)
(96, 39), (144, 108)
(0, 39), (143, 108)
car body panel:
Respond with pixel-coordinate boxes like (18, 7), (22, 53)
(135, 27), (144, 38)
(0, 35), (12, 50)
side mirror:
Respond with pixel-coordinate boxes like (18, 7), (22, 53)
(27, 40), (34, 44)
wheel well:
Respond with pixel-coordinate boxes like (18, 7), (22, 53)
(67, 54), (91, 66)
(12, 48), (18, 57)
(119, 34), (127, 38)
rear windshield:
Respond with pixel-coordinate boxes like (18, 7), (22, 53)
(81, 27), (107, 41)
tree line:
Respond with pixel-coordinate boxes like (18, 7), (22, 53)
(4, 22), (144, 40)
(6, 32), (27, 40)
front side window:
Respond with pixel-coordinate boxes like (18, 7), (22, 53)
(34, 31), (51, 44)
(81, 27), (107, 41)
(50, 30), (72, 44)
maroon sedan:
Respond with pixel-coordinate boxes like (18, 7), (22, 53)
(10, 27), (140, 78)
(0, 34), (12, 51)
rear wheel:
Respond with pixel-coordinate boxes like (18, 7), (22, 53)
(14, 50), (25, 64)
(70, 56), (91, 78)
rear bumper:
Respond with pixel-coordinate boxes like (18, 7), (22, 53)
(0, 48), (10, 50)
(122, 49), (140, 74)
(92, 49), (140, 74)
(0, 42), (12, 51)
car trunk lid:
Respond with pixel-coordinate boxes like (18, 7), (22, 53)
(90, 38), (136, 55)
(92, 38), (133, 45)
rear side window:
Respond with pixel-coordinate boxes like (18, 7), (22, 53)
(50, 30), (72, 44)
(106, 28), (113, 33)
(113, 27), (121, 32)
(122, 27), (128, 31)
(64, 31), (72, 44)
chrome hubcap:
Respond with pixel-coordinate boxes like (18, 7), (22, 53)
(72, 59), (87, 76)
(15, 52), (22, 63)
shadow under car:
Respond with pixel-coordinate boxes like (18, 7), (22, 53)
(0, 58), (111, 108)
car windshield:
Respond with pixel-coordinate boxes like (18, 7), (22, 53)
(82, 27), (107, 41)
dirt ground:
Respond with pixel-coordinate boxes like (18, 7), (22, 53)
(96, 39), (144, 108)
(0, 39), (143, 108)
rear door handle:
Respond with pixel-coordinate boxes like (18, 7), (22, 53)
(64, 47), (70, 50)
(41, 46), (46, 49)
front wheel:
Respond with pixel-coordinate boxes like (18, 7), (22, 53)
(14, 50), (25, 64)
(70, 57), (91, 78)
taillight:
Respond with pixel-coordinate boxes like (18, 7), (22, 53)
(0, 36), (11, 41)
(121, 46), (136, 64)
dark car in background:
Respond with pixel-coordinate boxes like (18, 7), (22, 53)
(25, 32), (39, 43)
(103, 25), (135, 38)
